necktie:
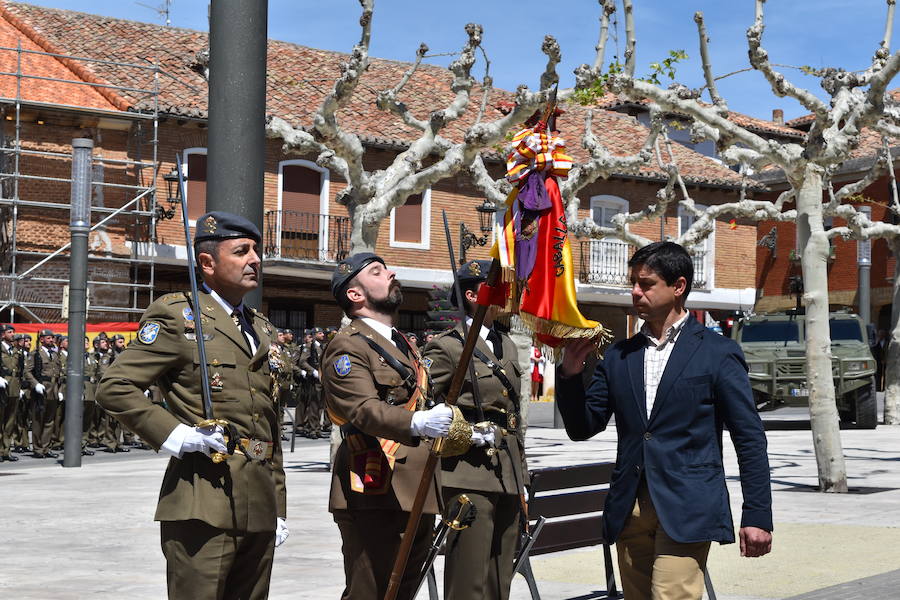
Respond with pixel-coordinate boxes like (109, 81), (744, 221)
(391, 330), (410, 358)
(487, 328), (503, 359)
(232, 308), (260, 351)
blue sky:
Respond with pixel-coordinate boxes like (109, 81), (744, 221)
(20, 0), (900, 122)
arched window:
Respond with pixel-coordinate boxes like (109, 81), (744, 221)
(584, 195), (631, 286)
(590, 195), (629, 232)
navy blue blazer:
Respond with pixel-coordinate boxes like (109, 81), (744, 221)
(557, 315), (773, 545)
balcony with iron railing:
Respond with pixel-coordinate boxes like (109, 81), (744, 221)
(263, 210), (351, 263)
(577, 239), (709, 290)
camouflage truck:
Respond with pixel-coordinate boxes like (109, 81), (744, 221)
(732, 311), (877, 429)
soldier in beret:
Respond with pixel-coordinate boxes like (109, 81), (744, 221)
(298, 326), (327, 438)
(97, 211), (288, 599)
(423, 259), (527, 600)
(323, 252), (452, 600)
(25, 329), (62, 458)
(12, 333), (30, 452)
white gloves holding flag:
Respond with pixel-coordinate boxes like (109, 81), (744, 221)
(410, 404), (453, 438)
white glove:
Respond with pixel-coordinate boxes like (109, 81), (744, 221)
(33, 383), (45, 395)
(312, 369), (319, 380)
(19, 389), (24, 399)
(0, 377), (7, 389)
(175, 424), (227, 458)
(410, 404), (453, 438)
(275, 517), (289, 547)
(471, 424), (499, 448)
(58, 392), (64, 402)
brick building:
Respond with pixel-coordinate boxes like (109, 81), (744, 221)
(0, 1), (762, 339)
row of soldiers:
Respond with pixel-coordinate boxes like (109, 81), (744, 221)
(0, 325), (145, 461)
(269, 326), (335, 439)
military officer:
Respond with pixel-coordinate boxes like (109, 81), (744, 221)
(424, 259), (527, 600)
(52, 335), (68, 449)
(97, 211), (288, 600)
(94, 336), (128, 453)
(0, 325), (22, 461)
(12, 333), (30, 452)
(293, 329), (313, 436)
(25, 329), (62, 459)
(323, 252), (452, 600)
(299, 326), (326, 438)
(269, 328), (293, 439)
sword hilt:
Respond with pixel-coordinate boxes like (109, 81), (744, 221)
(196, 418), (234, 464)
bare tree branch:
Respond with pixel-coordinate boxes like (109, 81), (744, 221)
(376, 43), (430, 131)
(694, 11), (727, 113)
(883, 0), (896, 51)
(539, 35), (561, 91)
(593, 0), (617, 71)
(622, 0), (637, 77)
(465, 154), (510, 206)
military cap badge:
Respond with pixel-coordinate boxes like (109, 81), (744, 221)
(337, 262), (352, 275)
(468, 261), (482, 277)
(138, 322), (161, 344)
(334, 354), (352, 377)
(202, 215), (217, 235)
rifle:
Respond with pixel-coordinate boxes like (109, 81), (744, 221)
(174, 154), (239, 463)
(384, 250), (502, 599)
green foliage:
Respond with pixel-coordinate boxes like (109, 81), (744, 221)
(573, 50), (688, 106)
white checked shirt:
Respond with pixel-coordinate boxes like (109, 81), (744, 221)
(641, 311), (689, 419)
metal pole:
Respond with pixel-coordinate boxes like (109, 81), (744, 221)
(857, 205), (872, 327)
(63, 138), (92, 468)
(207, 0), (268, 309)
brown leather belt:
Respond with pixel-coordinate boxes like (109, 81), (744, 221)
(240, 438), (274, 460)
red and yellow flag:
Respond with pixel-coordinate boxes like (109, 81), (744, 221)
(490, 124), (610, 350)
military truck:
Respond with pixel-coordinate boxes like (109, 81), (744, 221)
(732, 311), (877, 428)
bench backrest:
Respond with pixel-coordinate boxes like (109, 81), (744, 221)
(528, 462), (614, 556)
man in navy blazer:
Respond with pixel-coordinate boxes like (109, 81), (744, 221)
(557, 242), (772, 600)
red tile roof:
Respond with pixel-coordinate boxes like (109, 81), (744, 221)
(0, 1), (745, 188)
(596, 92), (806, 140)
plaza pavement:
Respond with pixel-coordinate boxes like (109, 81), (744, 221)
(1, 399), (898, 599)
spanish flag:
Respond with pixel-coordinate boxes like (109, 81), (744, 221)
(491, 124), (610, 350)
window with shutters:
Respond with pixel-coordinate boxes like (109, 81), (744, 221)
(183, 148), (207, 223)
(277, 159), (330, 260)
(389, 189), (431, 249)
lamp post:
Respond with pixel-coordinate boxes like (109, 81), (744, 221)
(458, 199), (497, 264)
(857, 205), (872, 326)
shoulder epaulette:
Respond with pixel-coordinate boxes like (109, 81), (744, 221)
(161, 292), (190, 305)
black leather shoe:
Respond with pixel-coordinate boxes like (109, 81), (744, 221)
(82, 449), (95, 456)
(7, 455), (19, 462)
(45, 451), (59, 458)
(103, 447), (116, 453)
(116, 446), (130, 453)
(32, 452), (45, 459)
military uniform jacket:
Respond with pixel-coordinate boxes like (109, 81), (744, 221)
(424, 323), (527, 495)
(299, 341), (324, 382)
(25, 346), (62, 394)
(322, 318), (440, 514)
(0, 341), (23, 399)
(96, 290), (287, 532)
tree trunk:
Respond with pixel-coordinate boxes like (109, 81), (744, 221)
(349, 203), (379, 254)
(797, 165), (849, 492)
(884, 238), (900, 425)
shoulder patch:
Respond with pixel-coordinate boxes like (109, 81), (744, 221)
(333, 354), (352, 377)
(182, 307), (194, 322)
(422, 357), (433, 369)
(138, 322), (161, 344)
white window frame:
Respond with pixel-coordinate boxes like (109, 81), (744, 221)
(389, 188), (431, 250)
(678, 203), (715, 289)
(277, 159), (331, 259)
(182, 147), (207, 227)
(590, 195), (629, 234)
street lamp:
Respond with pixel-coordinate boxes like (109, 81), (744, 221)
(153, 167), (181, 221)
(459, 199), (497, 264)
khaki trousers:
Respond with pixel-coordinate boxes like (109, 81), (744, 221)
(333, 508), (434, 600)
(443, 488), (521, 600)
(616, 481), (710, 600)
(0, 391), (16, 456)
(160, 519), (275, 600)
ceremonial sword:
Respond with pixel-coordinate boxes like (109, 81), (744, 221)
(175, 154), (238, 463)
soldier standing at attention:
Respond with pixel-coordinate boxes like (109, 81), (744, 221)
(12, 333), (30, 453)
(95, 337), (128, 453)
(424, 259), (527, 600)
(323, 252), (452, 600)
(299, 326), (326, 439)
(81, 336), (96, 456)
(25, 329), (61, 459)
(52, 335), (68, 449)
(97, 212), (289, 600)
(0, 325), (22, 461)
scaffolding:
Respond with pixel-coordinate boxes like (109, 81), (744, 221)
(0, 42), (161, 323)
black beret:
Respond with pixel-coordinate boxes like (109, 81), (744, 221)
(451, 260), (492, 307)
(95, 332), (108, 340)
(1, 324), (13, 332)
(38, 329), (55, 337)
(13, 333), (24, 341)
(331, 252), (386, 298)
(111, 334), (125, 341)
(312, 327), (324, 334)
(283, 328), (293, 335)
(194, 211), (261, 244)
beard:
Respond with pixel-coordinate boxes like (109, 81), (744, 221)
(367, 279), (404, 314)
